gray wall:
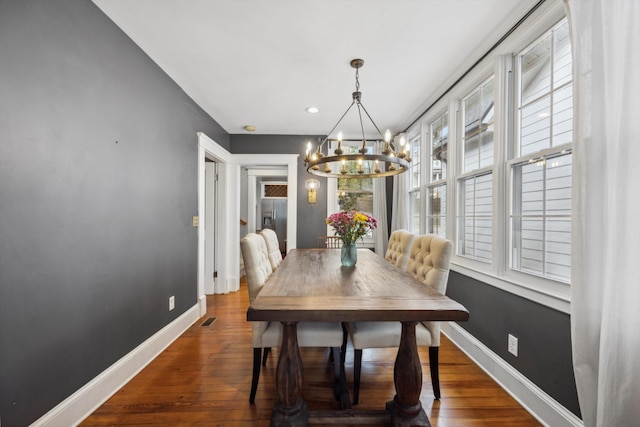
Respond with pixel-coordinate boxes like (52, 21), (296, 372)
(447, 271), (581, 417)
(0, 1), (228, 425)
(230, 134), (329, 248)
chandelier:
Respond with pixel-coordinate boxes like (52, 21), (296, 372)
(303, 59), (411, 178)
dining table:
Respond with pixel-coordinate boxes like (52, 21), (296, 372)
(246, 248), (469, 426)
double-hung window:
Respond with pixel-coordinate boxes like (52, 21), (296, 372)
(427, 112), (448, 238)
(510, 18), (572, 283)
(458, 77), (495, 262)
(407, 134), (421, 233)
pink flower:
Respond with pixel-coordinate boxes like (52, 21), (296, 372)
(326, 211), (378, 245)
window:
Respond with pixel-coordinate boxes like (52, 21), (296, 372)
(408, 134), (421, 233)
(459, 172), (493, 261)
(427, 112), (448, 237)
(463, 78), (494, 172)
(511, 153), (572, 281)
(511, 18), (573, 283)
(428, 184), (446, 238)
(458, 77), (494, 262)
(403, 9), (573, 308)
(328, 142), (375, 244)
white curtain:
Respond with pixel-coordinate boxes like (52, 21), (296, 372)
(565, 1), (640, 426)
(372, 177), (388, 255)
(391, 172), (409, 232)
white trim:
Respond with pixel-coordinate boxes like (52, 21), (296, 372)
(32, 305), (201, 427)
(247, 168), (288, 234)
(235, 154), (299, 253)
(450, 263), (570, 313)
(197, 133), (240, 298)
(442, 322), (583, 427)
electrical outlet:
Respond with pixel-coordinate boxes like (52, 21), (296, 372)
(508, 334), (518, 357)
(169, 296), (175, 311)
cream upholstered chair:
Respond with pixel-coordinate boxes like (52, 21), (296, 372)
(344, 233), (453, 404)
(384, 229), (415, 270)
(241, 233), (345, 403)
(260, 228), (282, 270)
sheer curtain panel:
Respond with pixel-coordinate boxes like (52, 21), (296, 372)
(391, 172), (409, 232)
(373, 177), (389, 255)
(565, 0), (640, 426)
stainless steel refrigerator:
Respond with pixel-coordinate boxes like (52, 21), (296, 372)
(261, 198), (287, 254)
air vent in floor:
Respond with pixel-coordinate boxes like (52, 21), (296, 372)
(200, 317), (217, 327)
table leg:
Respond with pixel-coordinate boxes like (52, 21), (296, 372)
(270, 321), (308, 427)
(386, 321), (431, 427)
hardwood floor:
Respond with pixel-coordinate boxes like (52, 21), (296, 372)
(81, 280), (542, 426)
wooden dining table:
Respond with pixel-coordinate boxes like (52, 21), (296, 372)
(247, 248), (469, 426)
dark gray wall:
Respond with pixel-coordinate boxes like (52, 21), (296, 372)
(230, 134), (329, 248)
(447, 271), (581, 417)
(0, 1), (229, 425)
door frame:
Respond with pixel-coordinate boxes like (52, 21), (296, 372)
(197, 133), (298, 315)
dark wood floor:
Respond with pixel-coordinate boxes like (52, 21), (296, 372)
(81, 280), (542, 426)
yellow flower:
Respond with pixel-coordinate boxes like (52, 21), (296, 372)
(354, 212), (368, 223)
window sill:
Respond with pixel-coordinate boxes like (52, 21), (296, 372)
(450, 262), (571, 314)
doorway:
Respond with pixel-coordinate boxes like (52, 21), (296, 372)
(197, 133), (299, 316)
(204, 160), (217, 295)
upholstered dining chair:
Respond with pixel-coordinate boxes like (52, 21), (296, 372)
(344, 233), (453, 404)
(259, 228), (282, 270)
(240, 233), (345, 403)
(384, 229), (415, 270)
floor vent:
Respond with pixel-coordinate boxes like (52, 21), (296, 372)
(200, 317), (217, 327)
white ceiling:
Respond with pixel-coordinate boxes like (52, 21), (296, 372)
(92, 0), (539, 138)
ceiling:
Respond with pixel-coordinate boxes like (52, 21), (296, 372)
(92, 0), (540, 139)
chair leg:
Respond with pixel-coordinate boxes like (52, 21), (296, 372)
(353, 348), (363, 405)
(250, 348), (262, 403)
(429, 346), (441, 399)
(331, 346), (351, 409)
(331, 347), (341, 388)
(261, 347), (271, 366)
(340, 323), (348, 366)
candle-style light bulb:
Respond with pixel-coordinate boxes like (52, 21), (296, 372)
(335, 132), (344, 155)
(398, 136), (407, 159)
(341, 159), (347, 175)
(384, 129), (391, 143)
(357, 158), (363, 174)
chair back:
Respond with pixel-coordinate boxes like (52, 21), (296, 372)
(405, 234), (453, 345)
(260, 228), (282, 270)
(240, 233), (273, 302)
(318, 236), (342, 248)
(405, 234), (453, 294)
(385, 229), (415, 270)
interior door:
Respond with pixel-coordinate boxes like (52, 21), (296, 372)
(204, 161), (217, 294)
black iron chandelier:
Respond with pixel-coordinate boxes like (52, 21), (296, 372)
(304, 59), (411, 178)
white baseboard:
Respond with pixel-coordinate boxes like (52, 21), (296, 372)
(31, 304), (201, 427)
(441, 322), (583, 427)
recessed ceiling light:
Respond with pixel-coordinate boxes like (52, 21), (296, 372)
(243, 125), (256, 132)
(306, 106), (319, 114)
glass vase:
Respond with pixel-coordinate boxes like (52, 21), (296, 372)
(340, 242), (357, 267)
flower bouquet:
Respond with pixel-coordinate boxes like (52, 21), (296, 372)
(326, 211), (377, 266)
